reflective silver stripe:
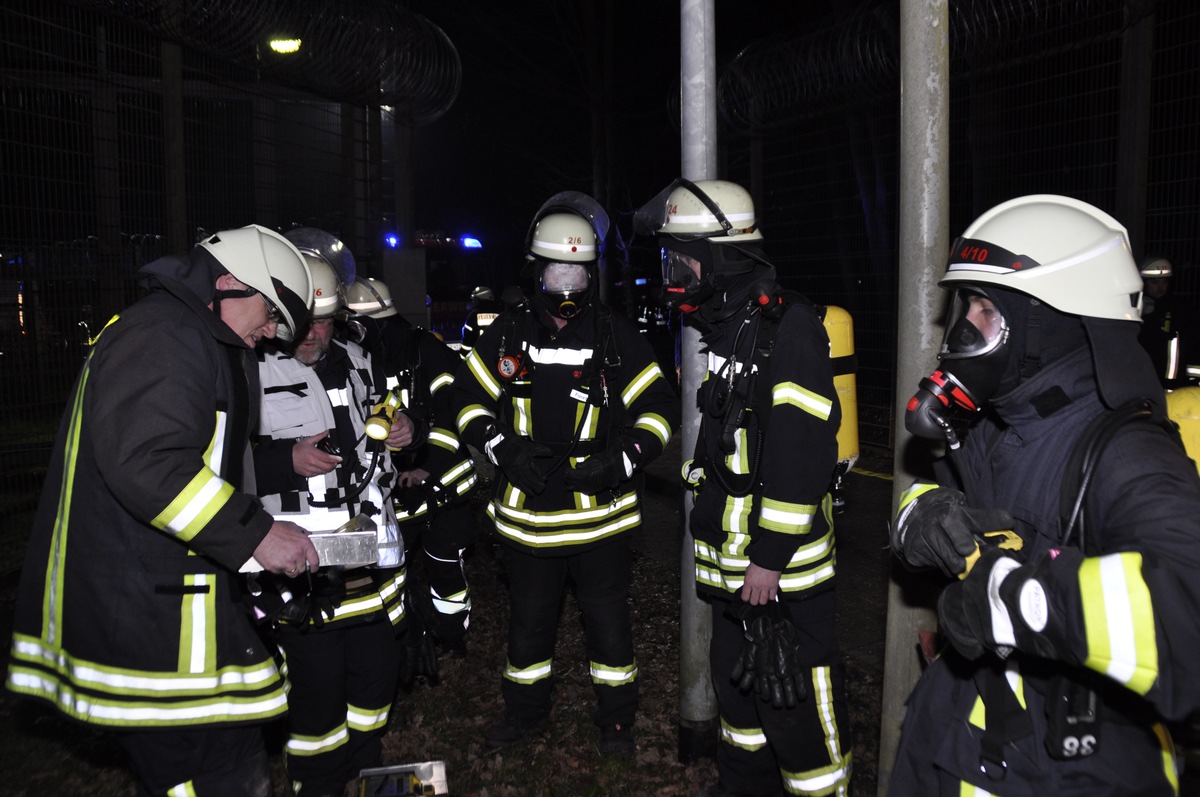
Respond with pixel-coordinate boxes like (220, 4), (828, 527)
(504, 659), (553, 683)
(772, 381), (834, 421)
(759, 499), (816, 531)
(347, 703), (390, 731)
(491, 510), (640, 546)
(621, 363), (663, 405)
(634, 413), (672, 444)
(590, 661), (637, 685)
(465, 351), (502, 399)
(287, 725), (348, 754)
(528, 345), (592, 366)
(7, 667), (287, 723)
(493, 491), (639, 525)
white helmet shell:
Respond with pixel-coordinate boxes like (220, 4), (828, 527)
(198, 224), (312, 341)
(941, 194), (1143, 323)
(345, 277), (397, 319)
(1139, 255), (1173, 279)
(529, 213), (598, 263)
(658, 179), (762, 243)
(302, 254), (343, 319)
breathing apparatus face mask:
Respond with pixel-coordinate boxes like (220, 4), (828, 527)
(536, 261), (592, 319)
(905, 288), (1012, 443)
(660, 249), (711, 314)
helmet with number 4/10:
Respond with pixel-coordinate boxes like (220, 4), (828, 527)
(198, 224), (313, 342)
(905, 194), (1154, 444)
(941, 194), (1142, 323)
(345, 277), (398, 319)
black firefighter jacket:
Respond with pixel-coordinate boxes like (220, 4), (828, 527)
(7, 276), (286, 729)
(452, 304), (679, 555)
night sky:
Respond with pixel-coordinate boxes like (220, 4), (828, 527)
(404, 1), (843, 268)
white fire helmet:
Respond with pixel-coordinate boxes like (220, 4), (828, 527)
(301, 254), (343, 319)
(657, 179), (762, 243)
(345, 277), (398, 319)
(198, 224), (312, 342)
(940, 194), (1142, 323)
(528, 212), (598, 263)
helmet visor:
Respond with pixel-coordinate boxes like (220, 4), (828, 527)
(939, 289), (1009, 360)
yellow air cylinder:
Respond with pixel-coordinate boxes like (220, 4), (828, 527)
(822, 305), (859, 471)
(1167, 386), (1200, 476)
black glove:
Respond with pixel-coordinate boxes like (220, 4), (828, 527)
(486, 431), (553, 495)
(891, 485), (1016, 578)
(399, 623), (440, 685)
(563, 441), (637, 495)
(245, 570), (342, 628)
(727, 602), (808, 709)
(300, 570), (344, 629)
(937, 547), (1059, 661)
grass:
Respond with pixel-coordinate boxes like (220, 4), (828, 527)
(0, 479), (882, 796)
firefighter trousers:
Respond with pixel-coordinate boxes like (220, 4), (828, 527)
(500, 534), (637, 727)
(275, 617), (402, 797)
(710, 591), (853, 796)
(117, 724), (272, 797)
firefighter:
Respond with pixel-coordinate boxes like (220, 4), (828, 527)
(460, 284), (504, 358)
(6, 225), (318, 796)
(1138, 255), (1198, 388)
(253, 229), (423, 797)
(345, 276), (480, 661)
(890, 195), (1200, 795)
(451, 192), (680, 756)
(639, 178), (853, 797)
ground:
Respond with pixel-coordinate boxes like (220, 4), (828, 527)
(0, 437), (892, 796)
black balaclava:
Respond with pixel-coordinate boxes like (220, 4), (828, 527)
(985, 285), (1088, 400)
(690, 240), (772, 327)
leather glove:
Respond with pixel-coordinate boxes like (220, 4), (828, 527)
(937, 547), (1059, 661)
(399, 623), (440, 685)
(727, 602), (808, 709)
(891, 485), (1017, 578)
(485, 431), (553, 495)
(563, 440), (638, 495)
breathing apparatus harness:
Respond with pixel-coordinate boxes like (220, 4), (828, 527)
(697, 281), (801, 498)
(921, 382), (1181, 778)
(490, 300), (624, 480)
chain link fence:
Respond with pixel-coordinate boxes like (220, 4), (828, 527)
(2, 0), (1197, 555)
(720, 0), (1198, 452)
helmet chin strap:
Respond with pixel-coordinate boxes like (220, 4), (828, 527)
(210, 286), (258, 323)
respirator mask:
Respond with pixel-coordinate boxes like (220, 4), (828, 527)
(660, 248), (712, 314)
(536, 261), (592, 320)
(906, 288), (1011, 444)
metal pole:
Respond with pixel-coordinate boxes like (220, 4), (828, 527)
(1115, 1), (1156, 254)
(677, 0), (719, 765)
(878, 1), (949, 793)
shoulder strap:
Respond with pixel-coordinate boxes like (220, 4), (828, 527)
(1058, 397), (1178, 553)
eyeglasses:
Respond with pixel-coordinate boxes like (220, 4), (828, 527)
(260, 293), (282, 324)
